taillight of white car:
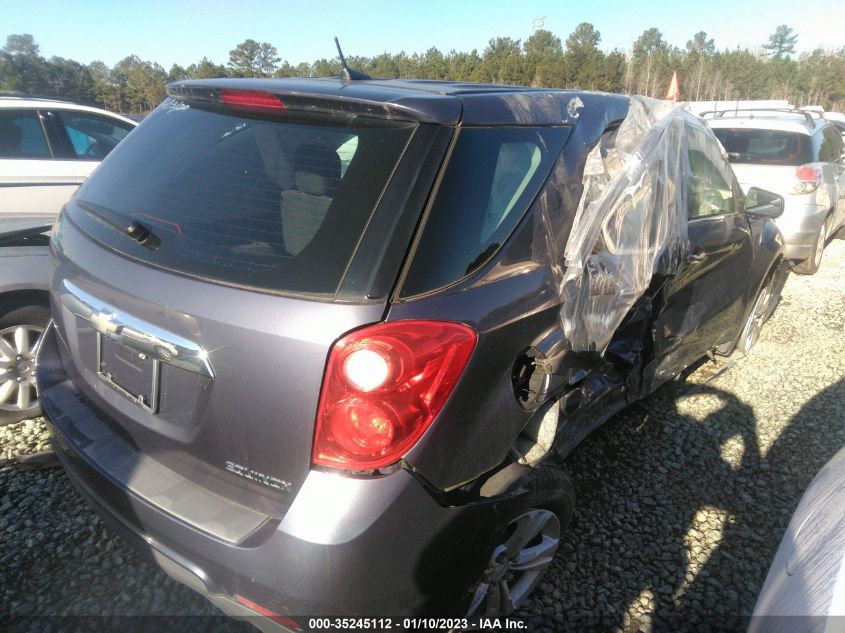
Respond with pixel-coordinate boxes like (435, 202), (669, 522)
(792, 164), (823, 194)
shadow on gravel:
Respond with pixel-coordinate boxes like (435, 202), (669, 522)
(518, 378), (845, 633)
(677, 377), (845, 633)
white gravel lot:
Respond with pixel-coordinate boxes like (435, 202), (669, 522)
(2, 240), (844, 633)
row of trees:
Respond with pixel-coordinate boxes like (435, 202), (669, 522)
(2, 25), (844, 115)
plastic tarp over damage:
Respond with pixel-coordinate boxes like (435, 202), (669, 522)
(559, 96), (692, 354)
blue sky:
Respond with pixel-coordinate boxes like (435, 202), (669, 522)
(5, 0), (844, 68)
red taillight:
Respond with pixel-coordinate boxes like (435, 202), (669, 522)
(235, 595), (300, 629)
(220, 89), (285, 111)
(312, 321), (477, 470)
(793, 164), (822, 194)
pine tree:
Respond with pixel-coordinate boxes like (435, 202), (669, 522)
(763, 25), (798, 60)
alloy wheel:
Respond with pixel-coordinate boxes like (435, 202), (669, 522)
(0, 324), (45, 413)
(467, 509), (561, 616)
(742, 281), (772, 353)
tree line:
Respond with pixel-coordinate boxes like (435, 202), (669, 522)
(1, 24), (844, 115)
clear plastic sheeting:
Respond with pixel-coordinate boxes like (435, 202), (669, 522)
(560, 96), (692, 354)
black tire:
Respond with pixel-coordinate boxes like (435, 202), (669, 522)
(794, 217), (829, 275)
(0, 302), (50, 426)
(464, 465), (575, 617)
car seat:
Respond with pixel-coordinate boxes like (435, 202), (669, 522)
(721, 134), (748, 156)
(0, 119), (22, 156)
(280, 144), (341, 256)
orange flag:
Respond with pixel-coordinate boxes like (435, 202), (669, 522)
(666, 71), (680, 102)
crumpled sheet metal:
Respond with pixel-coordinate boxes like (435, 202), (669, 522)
(560, 96), (692, 354)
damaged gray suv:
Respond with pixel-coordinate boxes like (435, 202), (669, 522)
(37, 79), (787, 629)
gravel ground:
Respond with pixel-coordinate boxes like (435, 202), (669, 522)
(2, 240), (844, 633)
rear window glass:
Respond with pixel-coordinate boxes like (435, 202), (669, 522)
(400, 126), (569, 297)
(66, 99), (415, 296)
(712, 128), (812, 166)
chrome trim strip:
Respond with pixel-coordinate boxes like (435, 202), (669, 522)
(61, 279), (214, 379)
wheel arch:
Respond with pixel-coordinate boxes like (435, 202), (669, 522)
(0, 289), (51, 315)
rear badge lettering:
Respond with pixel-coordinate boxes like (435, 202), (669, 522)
(224, 461), (293, 492)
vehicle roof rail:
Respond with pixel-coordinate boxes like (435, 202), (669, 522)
(699, 107), (818, 129)
(0, 91), (112, 112)
(0, 91), (76, 103)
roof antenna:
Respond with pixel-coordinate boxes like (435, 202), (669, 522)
(334, 36), (372, 81)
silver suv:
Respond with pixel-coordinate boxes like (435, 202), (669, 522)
(706, 109), (845, 274)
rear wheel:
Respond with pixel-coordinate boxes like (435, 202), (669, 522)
(794, 218), (828, 275)
(466, 465), (574, 617)
(0, 304), (50, 426)
(736, 274), (775, 356)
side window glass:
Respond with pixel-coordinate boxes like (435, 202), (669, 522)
(481, 142), (542, 241)
(400, 126), (569, 297)
(0, 110), (50, 158)
(819, 127), (843, 162)
(686, 126), (734, 219)
(56, 112), (133, 159)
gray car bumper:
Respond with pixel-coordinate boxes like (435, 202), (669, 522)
(37, 324), (502, 623)
(774, 199), (828, 261)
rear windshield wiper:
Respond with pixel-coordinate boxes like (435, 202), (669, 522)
(76, 201), (161, 250)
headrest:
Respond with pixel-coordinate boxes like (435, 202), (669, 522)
(723, 135), (748, 153)
(294, 171), (334, 196)
(0, 119), (22, 152)
(294, 144), (341, 180)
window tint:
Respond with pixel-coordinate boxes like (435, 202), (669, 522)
(687, 126), (734, 219)
(0, 110), (50, 158)
(712, 127), (813, 166)
(401, 126), (569, 297)
(67, 99), (415, 297)
(56, 111), (133, 159)
(818, 125), (844, 162)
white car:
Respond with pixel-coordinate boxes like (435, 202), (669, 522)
(749, 443), (845, 633)
(0, 215), (52, 424)
(705, 109), (845, 274)
(0, 95), (137, 217)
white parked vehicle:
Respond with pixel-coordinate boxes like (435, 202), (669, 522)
(704, 109), (845, 274)
(0, 95), (137, 217)
(749, 442), (845, 633)
(0, 214), (53, 424)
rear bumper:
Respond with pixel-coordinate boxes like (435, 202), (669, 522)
(38, 323), (501, 621)
(775, 199), (828, 261)
(49, 438), (294, 632)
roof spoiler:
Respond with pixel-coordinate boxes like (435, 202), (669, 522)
(164, 82), (453, 123)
